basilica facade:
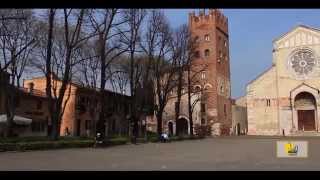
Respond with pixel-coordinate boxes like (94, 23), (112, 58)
(247, 25), (320, 136)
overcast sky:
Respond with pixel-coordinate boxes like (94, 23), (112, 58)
(163, 9), (320, 99)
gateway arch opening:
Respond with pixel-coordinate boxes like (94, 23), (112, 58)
(176, 118), (188, 136)
(294, 92), (317, 131)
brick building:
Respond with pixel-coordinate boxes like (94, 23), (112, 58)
(0, 72), (50, 137)
(151, 9), (232, 136)
(24, 75), (131, 137)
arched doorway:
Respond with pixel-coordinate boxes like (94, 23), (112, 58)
(294, 92), (317, 131)
(168, 122), (173, 136)
(176, 118), (188, 136)
(236, 123), (241, 135)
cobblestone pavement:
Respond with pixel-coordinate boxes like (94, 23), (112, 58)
(1, 136), (320, 171)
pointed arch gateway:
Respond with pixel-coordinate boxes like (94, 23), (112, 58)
(176, 115), (190, 136)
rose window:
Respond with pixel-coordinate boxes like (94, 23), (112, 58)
(289, 49), (316, 76)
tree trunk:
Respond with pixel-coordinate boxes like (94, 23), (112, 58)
(97, 34), (107, 139)
(46, 9), (55, 140)
(50, 108), (59, 140)
(175, 70), (183, 127)
(156, 109), (163, 137)
(187, 64), (194, 136)
(4, 84), (14, 137)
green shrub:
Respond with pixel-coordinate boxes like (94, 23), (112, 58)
(0, 139), (95, 152)
(147, 131), (158, 137)
(106, 137), (128, 146)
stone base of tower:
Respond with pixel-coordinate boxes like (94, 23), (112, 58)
(210, 122), (231, 136)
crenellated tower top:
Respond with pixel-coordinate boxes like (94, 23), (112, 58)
(189, 9), (228, 33)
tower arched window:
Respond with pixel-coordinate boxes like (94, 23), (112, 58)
(204, 49), (210, 57)
(204, 34), (210, 41)
(201, 71), (206, 80)
(195, 36), (200, 43)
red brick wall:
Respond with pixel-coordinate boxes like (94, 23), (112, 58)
(189, 9), (232, 134)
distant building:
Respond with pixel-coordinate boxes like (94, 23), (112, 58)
(24, 75), (131, 137)
(0, 72), (50, 137)
(246, 25), (320, 136)
(231, 96), (248, 135)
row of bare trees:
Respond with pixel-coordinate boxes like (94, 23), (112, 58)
(0, 9), (206, 140)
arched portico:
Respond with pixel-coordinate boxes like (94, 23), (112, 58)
(290, 84), (320, 133)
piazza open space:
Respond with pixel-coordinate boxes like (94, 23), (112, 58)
(1, 136), (320, 171)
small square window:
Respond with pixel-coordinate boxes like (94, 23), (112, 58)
(266, 99), (271, 106)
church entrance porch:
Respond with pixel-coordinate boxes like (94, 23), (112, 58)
(293, 91), (318, 133)
(298, 110), (316, 131)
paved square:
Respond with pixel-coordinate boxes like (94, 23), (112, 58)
(1, 136), (320, 170)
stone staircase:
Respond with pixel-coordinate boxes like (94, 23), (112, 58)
(291, 131), (320, 136)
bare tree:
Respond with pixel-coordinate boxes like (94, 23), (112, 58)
(0, 9), (37, 137)
(141, 10), (176, 137)
(186, 33), (207, 136)
(88, 9), (128, 139)
(29, 9), (97, 140)
(122, 9), (147, 141)
(73, 40), (100, 88)
(171, 24), (189, 132)
(169, 24), (207, 136)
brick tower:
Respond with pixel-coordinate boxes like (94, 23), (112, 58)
(189, 9), (232, 135)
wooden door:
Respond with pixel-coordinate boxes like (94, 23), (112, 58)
(298, 110), (315, 131)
